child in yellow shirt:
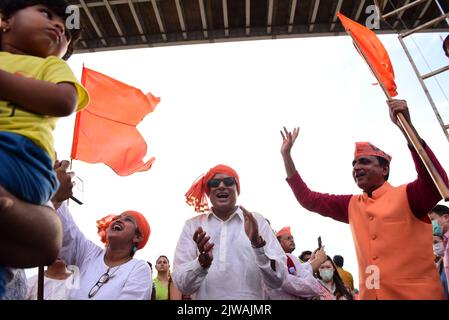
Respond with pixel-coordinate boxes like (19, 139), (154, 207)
(0, 0), (89, 295)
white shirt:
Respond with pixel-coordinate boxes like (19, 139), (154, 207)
(266, 253), (320, 300)
(56, 202), (152, 300)
(1, 268), (27, 300)
(172, 207), (286, 299)
(26, 273), (76, 300)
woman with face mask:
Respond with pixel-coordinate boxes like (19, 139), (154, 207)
(316, 256), (353, 300)
(433, 235), (448, 299)
(434, 235), (445, 260)
(429, 204), (449, 300)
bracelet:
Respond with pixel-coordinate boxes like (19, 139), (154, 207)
(251, 236), (266, 248)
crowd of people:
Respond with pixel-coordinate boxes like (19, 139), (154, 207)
(0, 0), (448, 300)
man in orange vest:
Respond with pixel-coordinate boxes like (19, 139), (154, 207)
(280, 99), (447, 300)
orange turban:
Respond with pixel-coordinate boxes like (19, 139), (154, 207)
(276, 226), (292, 238)
(96, 210), (151, 250)
(185, 164), (240, 213)
(124, 210), (151, 250)
(354, 142), (392, 163)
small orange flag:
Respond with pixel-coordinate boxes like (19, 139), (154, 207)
(71, 67), (160, 176)
(337, 13), (398, 97)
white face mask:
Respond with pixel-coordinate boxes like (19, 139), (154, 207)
(319, 269), (334, 282)
(433, 242), (444, 257)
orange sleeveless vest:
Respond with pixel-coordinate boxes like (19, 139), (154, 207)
(348, 182), (445, 300)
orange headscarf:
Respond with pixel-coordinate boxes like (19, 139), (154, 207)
(96, 210), (151, 250)
(185, 164), (240, 213)
(276, 226), (292, 238)
(354, 142), (392, 163)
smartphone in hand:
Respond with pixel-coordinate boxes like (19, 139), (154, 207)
(318, 236), (322, 249)
(70, 175), (84, 205)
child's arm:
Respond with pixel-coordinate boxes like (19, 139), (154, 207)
(0, 69), (78, 116)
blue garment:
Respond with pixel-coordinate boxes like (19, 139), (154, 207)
(0, 132), (59, 204)
(0, 267), (5, 299)
(441, 269), (449, 300)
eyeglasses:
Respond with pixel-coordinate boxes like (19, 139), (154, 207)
(88, 269), (111, 298)
(207, 177), (236, 189)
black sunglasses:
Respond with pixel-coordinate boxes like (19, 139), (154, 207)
(207, 177), (236, 189)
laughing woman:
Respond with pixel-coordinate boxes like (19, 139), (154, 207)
(53, 160), (153, 300)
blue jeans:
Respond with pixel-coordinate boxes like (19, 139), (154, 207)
(0, 132), (59, 204)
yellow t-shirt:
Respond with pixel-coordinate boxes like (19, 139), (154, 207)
(0, 52), (89, 161)
(336, 267), (354, 291)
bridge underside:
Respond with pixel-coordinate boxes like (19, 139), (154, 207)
(70, 0), (449, 53)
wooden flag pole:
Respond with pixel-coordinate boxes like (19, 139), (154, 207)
(348, 30), (449, 201)
(37, 265), (44, 300)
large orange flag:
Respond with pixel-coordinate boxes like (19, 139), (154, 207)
(337, 13), (398, 97)
(71, 67), (160, 176)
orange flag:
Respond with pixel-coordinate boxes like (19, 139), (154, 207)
(71, 67), (160, 176)
(337, 13), (398, 97)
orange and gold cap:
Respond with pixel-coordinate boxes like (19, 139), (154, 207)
(354, 142), (392, 163)
(276, 226), (292, 238)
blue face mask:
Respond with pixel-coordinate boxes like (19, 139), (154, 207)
(432, 220), (443, 237)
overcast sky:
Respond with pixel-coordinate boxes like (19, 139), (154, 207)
(30, 31), (449, 289)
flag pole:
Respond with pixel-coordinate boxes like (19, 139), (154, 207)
(348, 30), (449, 201)
(37, 265), (44, 300)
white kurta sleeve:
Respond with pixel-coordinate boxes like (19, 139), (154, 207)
(252, 215), (287, 289)
(302, 261), (314, 274)
(172, 219), (208, 295)
(56, 202), (98, 267)
(281, 264), (321, 298)
(25, 275), (38, 300)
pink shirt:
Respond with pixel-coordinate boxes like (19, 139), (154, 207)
(317, 280), (339, 300)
